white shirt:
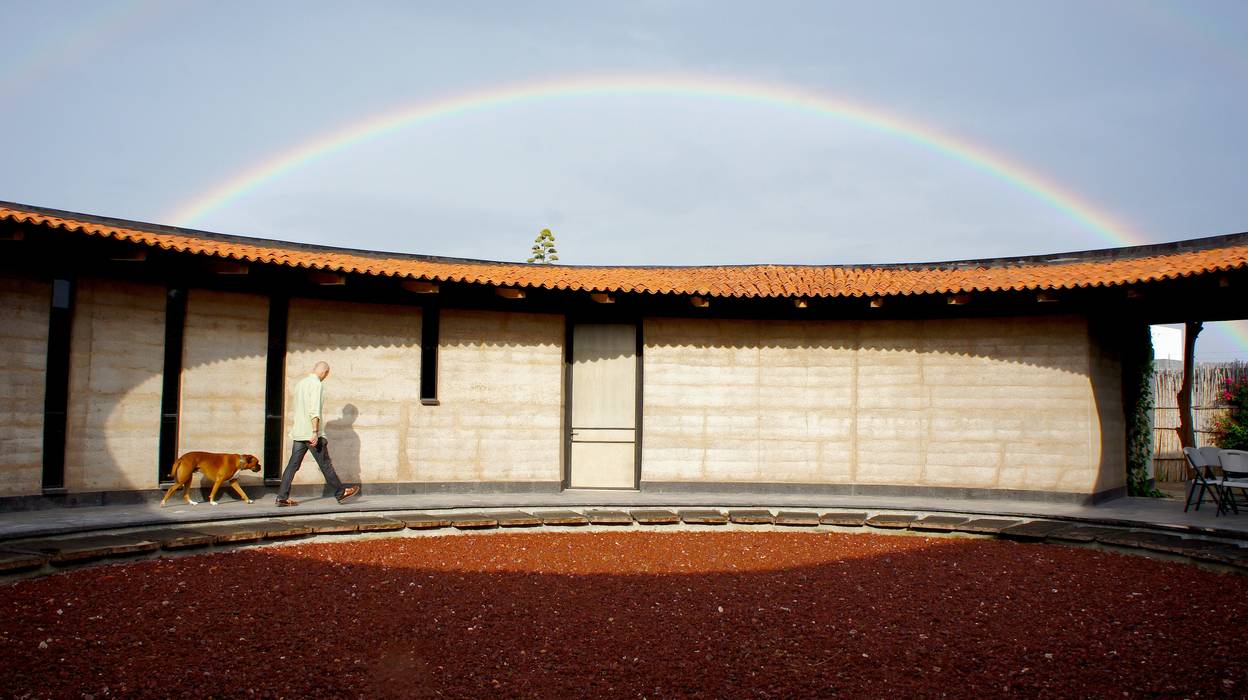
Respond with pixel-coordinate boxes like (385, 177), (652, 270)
(288, 373), (325, 441)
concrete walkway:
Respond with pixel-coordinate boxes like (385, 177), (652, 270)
(0, 487), (1242, 541)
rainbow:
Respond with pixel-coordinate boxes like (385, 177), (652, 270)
(160, 74), (1248, 357)
(1221, 322), (1248, 359)
(168, 73), (1147, 247)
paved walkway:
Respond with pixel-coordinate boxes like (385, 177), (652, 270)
(1, 487), (1242, 541)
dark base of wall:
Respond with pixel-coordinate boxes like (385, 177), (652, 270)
(639, 481), (1128, 506)
(0, 481), (564, 512)
(0, 480), (1126, 512)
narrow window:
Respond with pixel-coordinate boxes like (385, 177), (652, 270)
(41, 278), (74, 492)
(157, 287), (188, 483)
(420, 304), (439, 404)
(262, 294), (289, 482)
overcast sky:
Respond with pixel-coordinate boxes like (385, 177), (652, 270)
(1, 0), (1245, 359)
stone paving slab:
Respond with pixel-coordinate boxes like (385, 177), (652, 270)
(446, 514), (499, 529)
(865, 514), (917, 529)
(535, 510), (590, 526)
(999, 520), (1069, 542)
(909, 515), (968, 532)
(819, 512), (867, 527)
(337, 515), (405, 532)
(583, 509), (633, 525)
(486, 511), (543, 527)
(1091, 530), (1231, 559)
(0, 550), (48, 572)
(1134, 535), (1211, 556)
(123, 528), (218, 550)
(678, 509), (728, 525)
(283, 518), (357, 535)
(774, 511), (820, 526)
(1095, 530), (1183, 551)
(1152, 537), (1235, 558)
(956, 518), (1023, 535)
(5, 535), (161, 564)
(630, 509), (679, 525)
(191, 522), (269, 544)
(1046, 525), (1118, 543)
(260, 520), (316, 539)
(729, 509), (774, 524)
(1186, 544), (1248, 568)
(401, 514), (451, 530)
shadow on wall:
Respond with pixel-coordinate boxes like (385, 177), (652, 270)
(324, 402), (362, 496)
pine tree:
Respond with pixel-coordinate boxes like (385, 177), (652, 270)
(527, 228), (559, 264)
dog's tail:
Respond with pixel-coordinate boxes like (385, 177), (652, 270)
(167, 455), (184, 479)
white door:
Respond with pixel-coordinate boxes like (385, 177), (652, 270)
(569, 324), (637, 488)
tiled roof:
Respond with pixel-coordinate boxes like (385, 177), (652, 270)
(3, 201), (1247, 299)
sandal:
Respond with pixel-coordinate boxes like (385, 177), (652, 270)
(275, 498), (299, 507)
(336, 486), (360, 504)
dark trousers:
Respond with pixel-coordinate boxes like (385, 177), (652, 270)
(277, 439), (344, 500)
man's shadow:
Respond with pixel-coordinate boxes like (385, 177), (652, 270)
(323, 403), (362, 497)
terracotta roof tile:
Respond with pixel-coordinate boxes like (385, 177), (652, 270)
(3, 202), (1247, 299)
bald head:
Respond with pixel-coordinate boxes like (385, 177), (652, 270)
(312, 361), (330, 381)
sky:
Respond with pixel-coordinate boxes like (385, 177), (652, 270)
(1, 0), (1245, 360)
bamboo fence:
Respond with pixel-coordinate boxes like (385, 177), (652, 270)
(1152, 362), (1247, 482)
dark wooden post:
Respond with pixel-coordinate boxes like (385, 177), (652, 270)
(41, 277), (75, 492)
(263, 294), (289, 484)
(1177, 320), (1203, 448)
(157, 287), (188, 484)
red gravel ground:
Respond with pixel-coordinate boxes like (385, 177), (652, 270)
(3, 531), (1248, 699)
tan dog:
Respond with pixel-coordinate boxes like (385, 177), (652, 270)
(161, 452), (261, 506)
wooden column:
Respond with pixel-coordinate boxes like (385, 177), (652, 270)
(157, 286), (188, 483)
(41, 278), (75, 492)
(262, 294), (289, 482)
(1177, 320), (1204, 448)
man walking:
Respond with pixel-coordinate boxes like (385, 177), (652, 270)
(275, 361), (359, 507)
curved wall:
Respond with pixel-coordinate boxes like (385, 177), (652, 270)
(0, 276), (1127, 504)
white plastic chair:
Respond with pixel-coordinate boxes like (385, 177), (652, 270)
(1183, 447), (1226, 515)
(1218, 449), (1248, 513)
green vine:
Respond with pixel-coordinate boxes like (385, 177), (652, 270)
(1123, 324), (1161, 497)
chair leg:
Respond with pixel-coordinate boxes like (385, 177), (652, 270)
(1210, 484), (1227, 516)
(1195, 483), (1224, 515)
(1185, 480), (1198, 513)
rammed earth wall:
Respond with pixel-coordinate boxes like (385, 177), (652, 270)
(0, 288), (1126, 500)
(283, 298), (422, 490)
(64, 278), (165, 492)
(0, 275), (50, 497)
(178, 290), (269, 487)
(642, 316), (1125, 495)
(417, 310), (563, 483)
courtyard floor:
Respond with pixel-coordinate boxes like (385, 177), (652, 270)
(3, 530), (1246, 698)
